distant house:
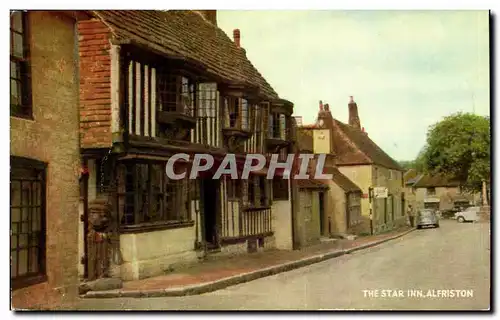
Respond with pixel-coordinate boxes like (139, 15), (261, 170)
(300, 97), (406, 235)
(410, 173), (480, 211)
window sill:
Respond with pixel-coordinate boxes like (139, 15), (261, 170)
(243, 206), (271, 212)
(120, 220), (194, 234)
(272, 197), (290, 202)
(10, 113), (34, 121)
(220, 232), (274, 245)
(11, 274), (47, 291)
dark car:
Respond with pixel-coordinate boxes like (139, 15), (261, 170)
(416, 209), (440, 229)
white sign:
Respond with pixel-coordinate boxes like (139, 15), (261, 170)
(373, 187), (388, 199)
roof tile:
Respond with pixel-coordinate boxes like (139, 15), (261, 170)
(332, 119), (403, 171)
(92, 10), (279, 100)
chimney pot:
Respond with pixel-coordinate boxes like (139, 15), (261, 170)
(348, 96), (361, 130)
(324, 103), (330, 112)
(319, 100), (323, 111)
(233, 29), (241, 48)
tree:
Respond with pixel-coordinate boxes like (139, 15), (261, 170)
(398, 160), (415, 171)
(413, 146), (428, 173)
(421, 112), (490, 193)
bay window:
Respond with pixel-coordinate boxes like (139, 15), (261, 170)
(118, 161), (191, 228)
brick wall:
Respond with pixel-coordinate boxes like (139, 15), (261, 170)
(78, 19), (112, 149)
(10, 11), (81, 310)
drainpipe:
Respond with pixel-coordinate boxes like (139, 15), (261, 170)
(81, 158), (89, 279)
(369, 187), (374, 235)
(289, 170), (298, 250)
(345, 191), (350, 231)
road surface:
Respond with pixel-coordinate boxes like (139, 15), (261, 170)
(76, 219), (490, 311)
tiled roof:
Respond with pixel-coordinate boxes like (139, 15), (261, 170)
(92, 10), (279, 100)
(323, 166), (362, 193)
(404, 169), (420, 185)
(332, 119), (403, 171)
(406, 174), (423, 186)
(413, 174), (461, 188)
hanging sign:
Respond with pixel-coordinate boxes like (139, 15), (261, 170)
(373, 187), (388, 199)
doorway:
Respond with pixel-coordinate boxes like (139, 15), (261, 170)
(319, 192), (325, 236)
(201, 177), (219, 248)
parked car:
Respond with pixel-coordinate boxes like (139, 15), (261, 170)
(416, 209), (440, 229)
(455, 206), (480, 223)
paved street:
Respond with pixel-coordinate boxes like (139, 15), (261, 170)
(76, 220), (490, 311)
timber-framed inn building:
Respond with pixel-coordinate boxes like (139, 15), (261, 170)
(78, 10), (297, 281)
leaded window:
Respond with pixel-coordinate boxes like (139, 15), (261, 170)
(10, 11), (31, 118)
(224, 97), (251, 131)
(10, 157), (46, 289)
(157, 72), (196, 116)
(118, 161), (191, 226)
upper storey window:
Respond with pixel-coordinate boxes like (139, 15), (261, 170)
(224, 97), (251, 132)
(10, 11), (31, 119)
(158, 73), (196, 117)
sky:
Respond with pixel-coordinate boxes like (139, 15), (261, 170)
(217, 10), (490, 161)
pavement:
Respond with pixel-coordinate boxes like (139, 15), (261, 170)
(75, 219), (490, 310)
(80, 226), (414, 299)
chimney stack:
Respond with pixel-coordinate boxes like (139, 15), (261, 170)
(348, 95), (361, 130)
(324, 103), (330, 112)
(195, 10), (217, 26)
(233, 29), (241, 48)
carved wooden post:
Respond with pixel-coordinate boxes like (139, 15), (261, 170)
(87, 198), (112, 279)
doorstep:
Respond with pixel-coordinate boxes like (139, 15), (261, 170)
(82, 226), (415, 299)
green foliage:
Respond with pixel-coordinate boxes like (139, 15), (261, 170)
(398, 160), (415, 171)
(420, 112), (490, 192)
(413, 146), (428, 173)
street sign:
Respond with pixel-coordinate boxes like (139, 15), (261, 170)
(373, 187), (388, 199)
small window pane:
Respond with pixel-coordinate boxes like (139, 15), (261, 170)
(29, 248), (39, 273)
(10, 80), (20, 106)
(21, 207), (29, 221)
(11, 252), (18, 278)
(11, 235), (17, 249)
(12, 33), (24, 58)
(11, 12), (23, 33)
(18, 249), (28, 275)
(11, 181), (21, 206)
(10, 61), (20, 79)
(30, 233), (39, 245)
(19, 233), (28, 247)
(32, 209), (41, 231)
(11, 208), (21, 223)
(11, 223), (19, 234)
